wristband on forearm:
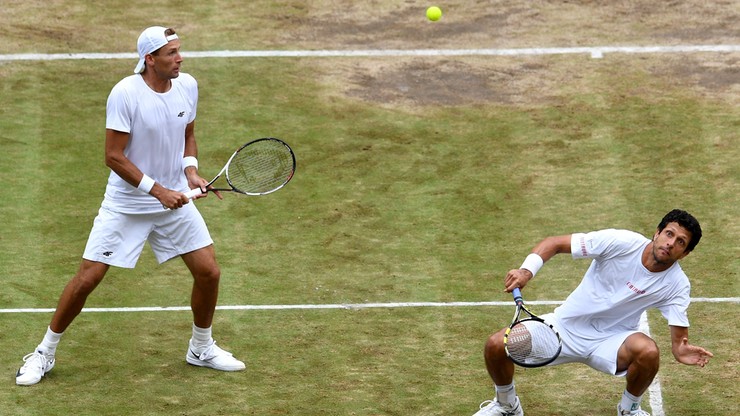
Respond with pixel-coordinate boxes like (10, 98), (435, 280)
(137, 174), (155, 194)
(520, 253), (544, 277)
(182, 156), (198, 170)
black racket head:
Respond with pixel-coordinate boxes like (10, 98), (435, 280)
(504, 318), (562, 368)
(226, 138), (296, 195)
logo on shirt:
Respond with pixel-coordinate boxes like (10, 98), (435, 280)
(626, 281), (646, 295)
(177, 111), (186, 117)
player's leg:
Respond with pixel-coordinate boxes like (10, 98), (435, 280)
(615, 332), (659, 415)
(50, 260), (110, 332)
(473, 328), (523, 416)
(484, 328), (515, 385)
(181, 244), (220, 329)
(15, 205), (141, 386)
(16, 260), (109, 386)
(149, 203), (219, 328)
(180, 245), (244, 371)
(155, 205), (244, 372)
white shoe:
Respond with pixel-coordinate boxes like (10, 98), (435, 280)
(618, 404), (650, 415)
(473, 397), (524, 416)
(186, 340), (245, 371)
(16, 351), (55, 386)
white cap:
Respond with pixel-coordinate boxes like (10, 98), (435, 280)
(134, 26), (179, 74)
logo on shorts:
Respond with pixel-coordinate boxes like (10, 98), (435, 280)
(102, 251), (113, 257)
(178, 111), (186, 117)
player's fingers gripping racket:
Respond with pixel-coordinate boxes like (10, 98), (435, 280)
(503, 288), (562, 368)
(185, 138), (295, 199)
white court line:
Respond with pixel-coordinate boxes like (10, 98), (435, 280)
(0, 44), (739, 62)
(640, 311), (665, 416)
(1, 297), (736, 314)
(5, 299), (736, 416)
(1, 300), (555, 314)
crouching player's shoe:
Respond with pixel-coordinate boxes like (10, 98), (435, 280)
(186, 340), (245, 371)
(618, 404), (650, 416)
(16, 351), (56, 386)
(473, 397), (524, 416)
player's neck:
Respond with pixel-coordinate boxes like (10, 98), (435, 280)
(140, 72), (172, 93)
(641, 242), (675, 273)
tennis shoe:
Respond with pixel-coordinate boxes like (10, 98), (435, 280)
(473, 397), (524, 416)
(618, 404), (650, 415)
(186, 340), (245, 371)
(16, 351), (55, 386)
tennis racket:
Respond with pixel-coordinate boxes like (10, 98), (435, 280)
(503, 288), (562, 368)
(184, 138), (295, 199)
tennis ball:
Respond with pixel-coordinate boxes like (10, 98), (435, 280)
(426, 6), (442, 21)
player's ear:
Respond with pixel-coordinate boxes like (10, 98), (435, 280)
(144, 53), (156, 70)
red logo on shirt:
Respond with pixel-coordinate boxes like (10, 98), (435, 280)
(626, 281), (646, 295)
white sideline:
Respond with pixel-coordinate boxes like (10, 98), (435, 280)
(0, 44), (739, 62)
(1, 297), (736, 313)
(640, 311), (665, 416)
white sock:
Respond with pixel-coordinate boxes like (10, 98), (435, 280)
(36, 326), (63, 356)
(191, 323), (213, 351)
(620, 390), (642, 412)
(495, 383), (517, 406)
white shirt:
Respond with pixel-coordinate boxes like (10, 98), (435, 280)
(102, 73), (198, 213)
(553, 229), (691, 337)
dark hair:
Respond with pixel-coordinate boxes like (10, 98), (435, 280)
(657, 209), (702, 252)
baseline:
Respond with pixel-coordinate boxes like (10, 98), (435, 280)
(1, 44), (739, 62)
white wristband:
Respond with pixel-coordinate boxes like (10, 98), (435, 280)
(182, 156), (198, 170)
(137, 174), (155, 194)
(520, 253), (544, 277)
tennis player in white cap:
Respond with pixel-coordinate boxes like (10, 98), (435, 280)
(16, 26), (245, 386)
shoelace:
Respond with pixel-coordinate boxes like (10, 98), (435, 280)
(620, 406), (650, 416)
(195, 341), (233, 361)
(21, 352), (49, 372)
(478, 399), (519, 416)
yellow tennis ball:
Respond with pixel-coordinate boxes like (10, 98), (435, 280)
(426, 6), (442, 21)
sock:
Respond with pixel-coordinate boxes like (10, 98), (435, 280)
(36, 326), (63, 356)
(495, 383), (517, 406)
(191, 323), (213, 351)
(620, 390), (642, 413)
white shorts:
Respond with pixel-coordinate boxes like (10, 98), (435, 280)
(82, 203), (213, 268)
(541, 313), (639, 376)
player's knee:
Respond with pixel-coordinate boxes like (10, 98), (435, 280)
(71, 269), (105, 295)
(485, 330), (507, 357)
(195, 267), (221, 286)
(643, 341), (660, 362)
(636, 339), (660, 371)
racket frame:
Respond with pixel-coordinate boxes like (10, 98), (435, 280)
(184, 137), (295, 199)
(503, 288), (563, 368)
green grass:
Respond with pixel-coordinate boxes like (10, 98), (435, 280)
(1, 2), (738, 415)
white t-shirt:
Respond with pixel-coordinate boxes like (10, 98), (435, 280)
(553, 229), (691, 337)
(102, 73), (198, 214)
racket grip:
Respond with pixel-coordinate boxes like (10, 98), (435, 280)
(512, 287), (523, 303)
(184, 188), (204, 199)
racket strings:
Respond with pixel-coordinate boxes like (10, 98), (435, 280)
(228, 141), (294, 194)
(507, 320), (561, 366)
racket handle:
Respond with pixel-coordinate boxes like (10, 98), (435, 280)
(512, 287), (524, 303)
(184, 188), (204, 199)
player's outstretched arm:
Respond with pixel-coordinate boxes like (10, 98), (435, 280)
(503, 234), (572, 292)
(670, 325), (713, 367)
